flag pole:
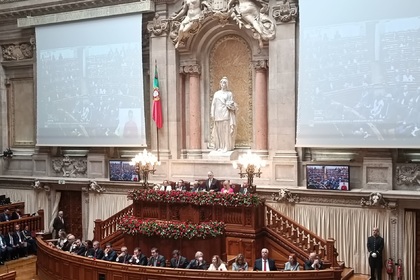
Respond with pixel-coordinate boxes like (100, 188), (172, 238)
(156, 124), (160, 161)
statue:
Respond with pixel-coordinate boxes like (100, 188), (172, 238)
(170, 0), (210, 48)
(227, 0), (275, 47)
(211, 77), (237, 152)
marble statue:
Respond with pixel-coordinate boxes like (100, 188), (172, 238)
(211, 77), (237, 152)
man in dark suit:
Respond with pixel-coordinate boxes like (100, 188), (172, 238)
(0, 209), (10, 222)
(367, 227), (384, 280)
(92, 240), (104, 259)
(115, 246), (131, 264)
(12, 224), (28, 258)
(148, 247), (166, 267)
(102, 243), (117, 262)
(52, 211), (65, 238)
(186, 251), (208, 270)
(129, 247), (148, 265)
(10, 208), (22, 220)
(304, 252), (323, 270)
(205, 171), (219, 192)
(239, 181), (249, 195)
(253, 248), (277, 271)
(170, 249), (188, 268)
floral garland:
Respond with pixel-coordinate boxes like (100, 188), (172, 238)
(118, 215), (225, 239)
(127, 189), (262, 207)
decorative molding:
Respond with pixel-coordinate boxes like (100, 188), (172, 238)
(146, 13), (169, 37)
(180, 64), (201, 75)
(31, 179), (51, 193)
(88, 180), (106, 193)
(272, 188), (299, 203)
(395, 163), (420, 187)
(272, 0), (298, 24)
(1, 42), (34, 61)
(51, 156), (87, 177)
(252, 59), (268, 71)
(360, 192), (397, 210)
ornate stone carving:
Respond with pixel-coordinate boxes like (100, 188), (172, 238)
(146, 13), (169, 36)
(167, 0), (276, 49)
(32, 179), (51, 193)
(272, 0), (298, 23)
(1, 42), (34, 61)
(88, 180), (106, 193)
(253, 59), (268, 71)
(360, 192), (397, 210)
(396, 164), (420, 187)
(51, 156), (87, 177)
(181, 64), (201, 75)
(272, 188), (299, 203)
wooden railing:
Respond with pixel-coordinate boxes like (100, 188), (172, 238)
(36, 236), (342, 280)
(0, 209), (44, 233)
(93, 204), (133, 242)
(0, 201), (25, 213)
(0, 271), (16, 280)
(265, 204), (339, 268)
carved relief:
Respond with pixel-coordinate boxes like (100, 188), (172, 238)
(51, 156), (87, 177)
(181, 64), (202, 75)
(1, 42), (34, 61)
(272, 0), (298, 24)
(209, 35), (252, 147)
(166, 0), (276, 48)
(272, 188), (299, 203)
(146, 13), (169, 36)
(253, 59), (268, 71)
(32, 179), (51, 193)
(396, 164), (420, 187)
(360, 192), (397, 210)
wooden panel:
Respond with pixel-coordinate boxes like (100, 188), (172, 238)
(58, 190), (83, 238)
(0, 271), (16, 280)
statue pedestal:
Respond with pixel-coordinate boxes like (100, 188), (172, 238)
(206, 150), (238, 161)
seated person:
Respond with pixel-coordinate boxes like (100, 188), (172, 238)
(116, 246), (131, 264)
(253, 248), (277, 271)
(129, 247), (148, 265)
(232, 253), (248, 271)
(221, 180), (234, 194)
(102, 243), (117, 262)
(190, 181), (204, 192)
(304, 252), (323, 270)
(70, 239), (85, 255)
(208, 255), (227, 271)
(159, 180), (172, 192)
(62, 234), (76, 252)
(148, 247), (166, 267)
(55, 230), (67, 250)
(83, 240), (95, 258)
(284, 253), (300, 271)
(186, 251), (208, 270)
(11, 208), (22, 220)
(239, 182), (249, 195)
(175, 180), (188, 191)
(22, 225), (37, 255)
(170, 249), (189, 268)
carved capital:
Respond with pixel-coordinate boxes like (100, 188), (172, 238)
(253, 60), (269, 71)
(146, 13), (169, 37)
(181, 64), (201, 75)
(1, 42), (34, 61)
(272, 0), (298, 24)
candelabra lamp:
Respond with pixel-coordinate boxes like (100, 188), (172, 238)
(130, 149), (160, 188)
(232, 151), (266, 194)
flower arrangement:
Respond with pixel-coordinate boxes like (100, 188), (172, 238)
(127, 189), (262, 207)
(118, 215), (225, 239)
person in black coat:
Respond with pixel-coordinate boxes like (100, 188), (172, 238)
(102, 243), (117, 262)
(115, 246), (131, 264)
(253, 248), (277, 271)
(0, 209), (11, 222)
(148, 247), (166, 267)
(52, 211), (65, 238)
(367, 227), (384, 280)
(304, 252), (323, 270)
(90, 240), (104, 259)
(10, 208), (22, 220)
(170, 249), (189, 268)
(129, 247), (148, 265)
(205, 171), (219, 192)
(186, 251), (208, 270)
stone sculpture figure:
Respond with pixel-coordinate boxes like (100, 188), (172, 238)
(227, 0), (275, 47)
(211, 77), (237, 152)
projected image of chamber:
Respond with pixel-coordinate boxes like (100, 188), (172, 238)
(306, 165), (350, 191)
(297, 0), (420, 148)
(109, 160), (139, 182)
(36, 14), (145, 147)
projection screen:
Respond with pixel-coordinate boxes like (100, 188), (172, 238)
(297, 0), (420, 148)
(36, 14), (145, 147)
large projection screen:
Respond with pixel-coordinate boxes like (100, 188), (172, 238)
(297, 0), (420, 148)
(36, 14), (146, 147)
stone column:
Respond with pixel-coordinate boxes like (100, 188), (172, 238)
(182, 64), (202, 158)
(253, 60), (268, 150)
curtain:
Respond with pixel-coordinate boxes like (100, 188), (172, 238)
(36, 190), (50, 232)
(404, 211), (416, 280)
(1, 188), (37, 214)
(268, 203), (391, 275)
(49, 192), (61, 233)
(87, 193), (132, 240)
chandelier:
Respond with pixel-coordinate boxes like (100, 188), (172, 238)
(130, 149), (160, 187)
(232, 151), (266, 193)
